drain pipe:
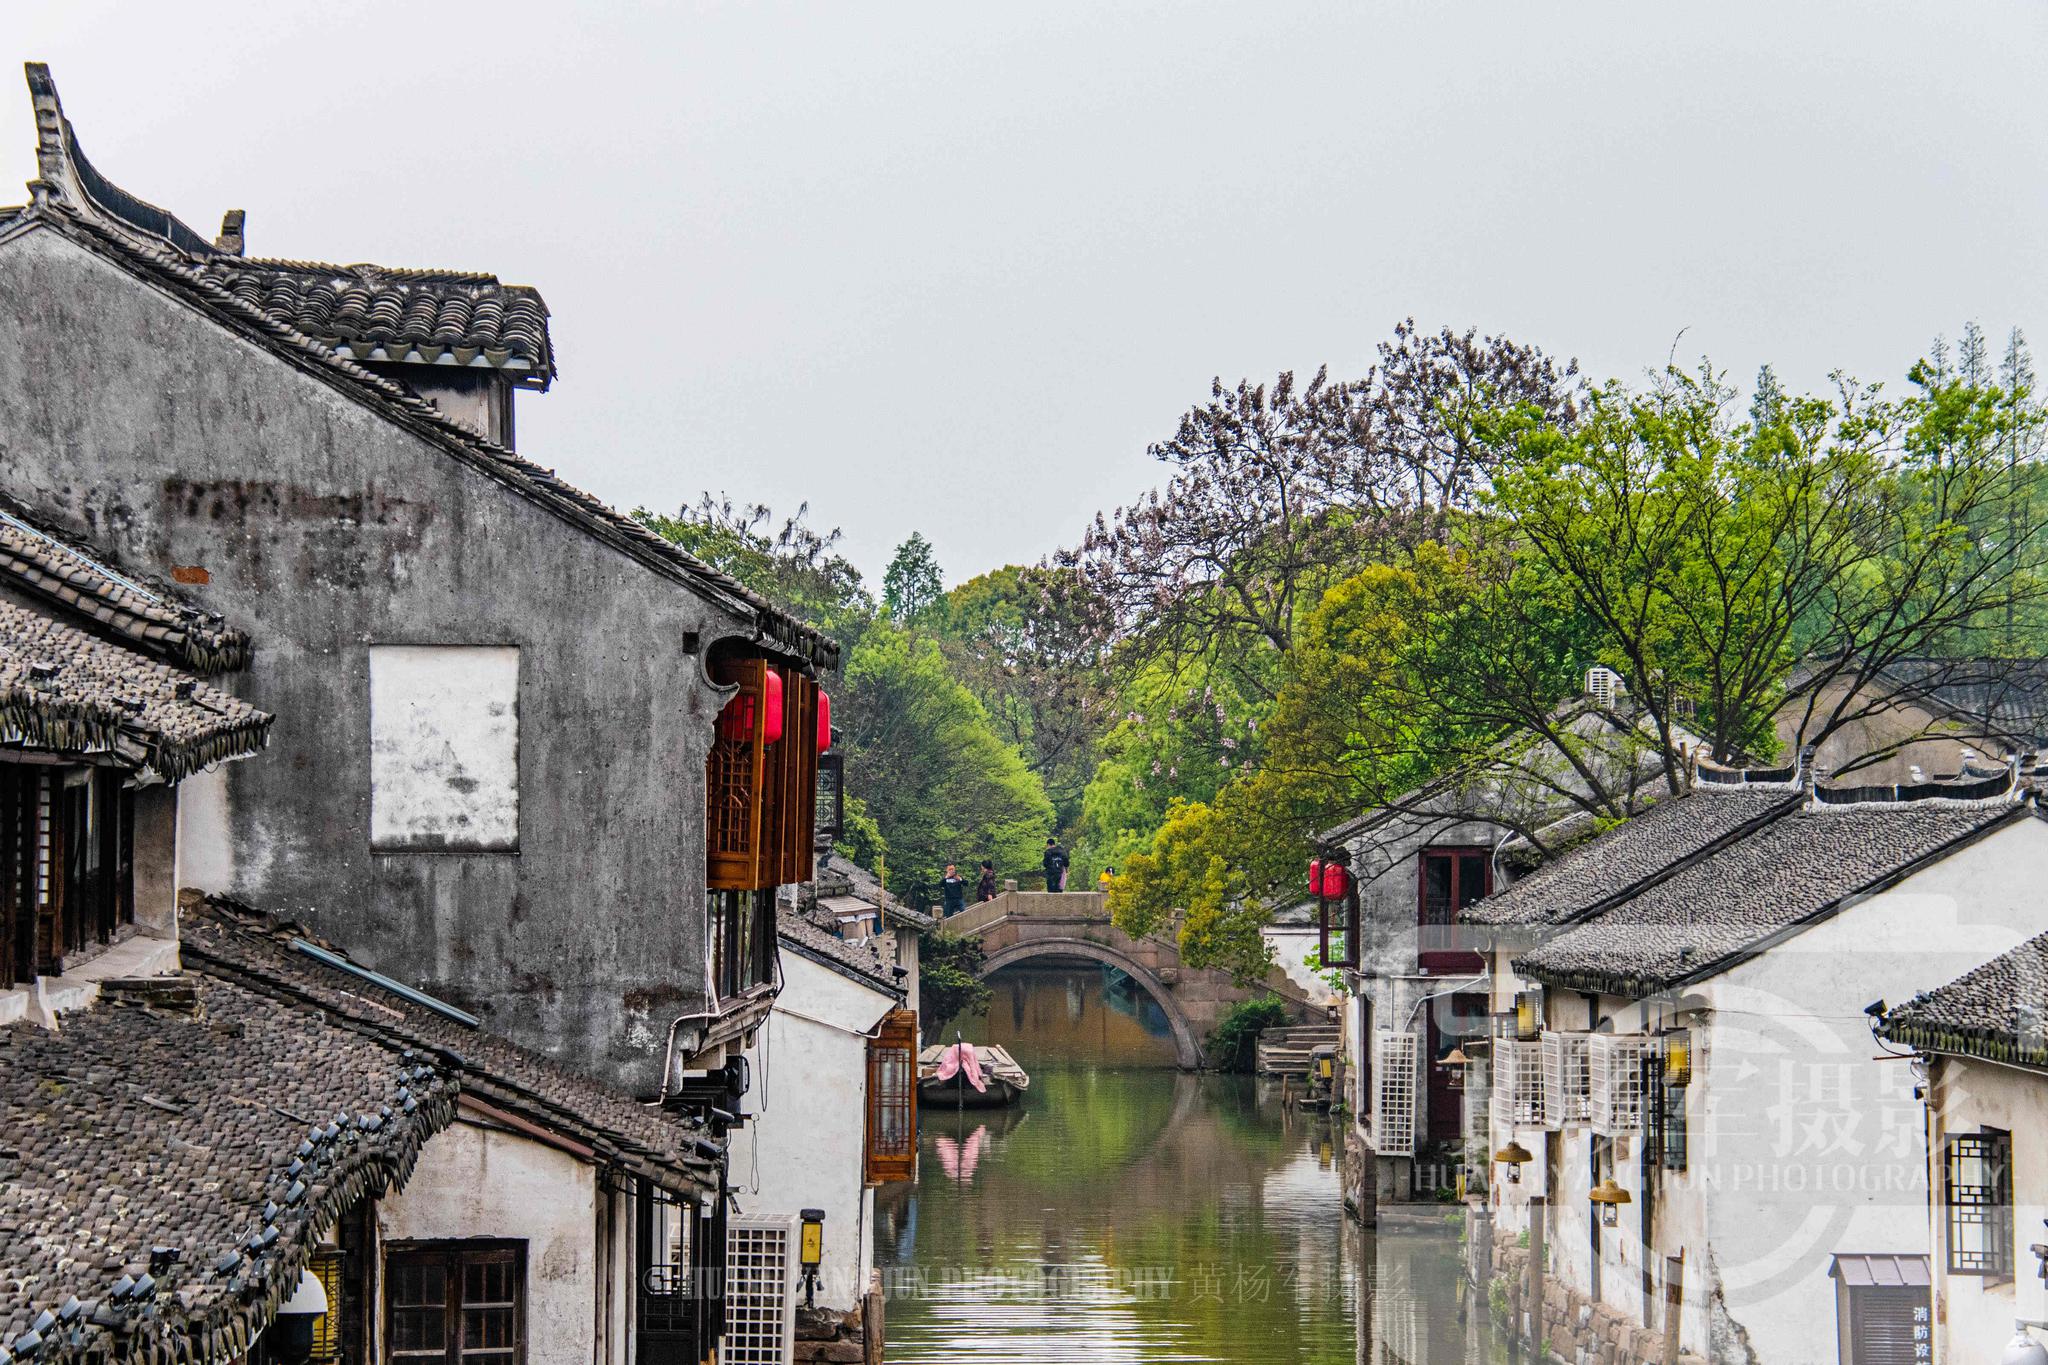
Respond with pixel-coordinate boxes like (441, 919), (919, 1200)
(1405, 972), (1494, 1030)
(659, 926), (785, 1106)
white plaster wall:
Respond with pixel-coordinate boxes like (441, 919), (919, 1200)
(1489, 818), (2048, 1361)
(377, 1119), (600, 1364)
(368, 645), (520, 851)
(1932, 1056), (2048, 1364)
(174, 763), (235, 894)
(731, 953), (895, 1312)
(1263, 928), (1337, 1005)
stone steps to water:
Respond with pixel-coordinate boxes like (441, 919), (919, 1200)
(1255, 1023), (1341, 1077)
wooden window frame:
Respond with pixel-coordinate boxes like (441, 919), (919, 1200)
(1416, 846), (1490, 971)
(707, 656), (820, 893)
(865, 1008), (919, 1184)
(1944, 1129), (2013, 1277)
(709, 889), (775, 1002)
(383, 1240), (527, 1365)
(0, 762), (132, 983)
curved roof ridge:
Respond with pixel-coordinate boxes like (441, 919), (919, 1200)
(9, 204), (833, 667)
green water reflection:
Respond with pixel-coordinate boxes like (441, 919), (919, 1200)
(876, 1063), (1498, 1364)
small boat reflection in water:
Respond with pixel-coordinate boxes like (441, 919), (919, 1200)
(916, 1039), (1030, 1109)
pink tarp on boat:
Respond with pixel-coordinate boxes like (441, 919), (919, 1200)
(931, 1041), (986, 1092)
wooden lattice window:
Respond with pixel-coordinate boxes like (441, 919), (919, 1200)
(385, 1241), (525, 1363)
(1944, 1130), (2013, 1276)
(866, 1008), (918, 1184)
(707, 656), (820, 892)
(307, 1250), (345, 1363)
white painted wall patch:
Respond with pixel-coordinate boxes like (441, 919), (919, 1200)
(370, 645), (520, 851)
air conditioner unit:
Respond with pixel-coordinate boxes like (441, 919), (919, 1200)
(1585, 666), (1626, 709)
(1372, 1030), (1420, 1158)
(1540, 1031), (1593, 1128)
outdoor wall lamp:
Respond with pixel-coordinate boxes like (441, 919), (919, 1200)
(1514, 989), (1541, 1042)
(1589, 1177), (1632, 1228)
(798, 1208), (826, 1308)
(1662, 1030), (1692, 1088)
(1493, 1140), (1533, 1184)
(1317, 1053), (1335, 1083)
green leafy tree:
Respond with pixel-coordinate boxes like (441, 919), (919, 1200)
(840, 623), (1053, 904)
(941, 565), (1109, 831)
(636, 494), (873, 650)
(881, 532), (947, 626)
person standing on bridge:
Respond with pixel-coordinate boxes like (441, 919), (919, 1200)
(1043, 837), (1069, 891)
(976, 859), (997, 902)
(939, 864), (967, 918)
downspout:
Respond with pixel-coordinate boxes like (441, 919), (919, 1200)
(659, 915), (786, 1105)
(1405, 972), (1493, 1031)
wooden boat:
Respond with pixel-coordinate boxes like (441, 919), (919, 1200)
(917, 1041), (1030, 1108)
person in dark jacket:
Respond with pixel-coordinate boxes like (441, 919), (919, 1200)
(976, 860), (998, 902)
(1042, 838), (1069, 891)
(939, 863), (967, 918)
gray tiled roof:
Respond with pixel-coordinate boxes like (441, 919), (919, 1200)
(779, 911), (902, 995)
(1516, 799), (2030, 996)
(0, 598), (271, 780)
(0, 971), (456, 1362)
(0, 496), (249, 674)
(1880, 657), (2048, 753)
(814, 853), (934, 931)
(1882, 927), (2048, 1068)
(1465, 787), (1801, 928)
(19, 204), (832, 666)
(182, 902), (719, 1195)
(202, 258), (555, 388)
(15, 66), (832, 668)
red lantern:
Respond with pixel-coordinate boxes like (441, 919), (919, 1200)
(716, 665), (787, 744)
(1320, 864), (1351, 900)
(716, 690), (755, 742)
(762, 667), (785, 744)
(1308, 858), (1325, 897)
(817, 690), (833, 753)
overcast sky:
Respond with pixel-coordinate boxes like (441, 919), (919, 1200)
(9, 3), (2047, 587)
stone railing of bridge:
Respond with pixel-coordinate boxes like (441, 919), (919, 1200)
(937, 888), (1106, 938)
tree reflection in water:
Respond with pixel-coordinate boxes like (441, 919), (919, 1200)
(877, 1057), (1501, 1364)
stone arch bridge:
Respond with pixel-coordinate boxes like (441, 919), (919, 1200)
(938, 890), (1320, 1069)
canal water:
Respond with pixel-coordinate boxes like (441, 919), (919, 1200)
(876, 964), (1497, 1363)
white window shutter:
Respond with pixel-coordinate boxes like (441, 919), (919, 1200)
(1372, 1031), (1419, 1157)
(726, 1216), (801, 1365)
(1493, 1040), (1546, 1128)
(1589, 1035), (1651, 1135)
(1541, 1031), (1592, 1127)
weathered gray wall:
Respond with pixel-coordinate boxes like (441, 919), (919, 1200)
(0, 225), (743, 1095)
